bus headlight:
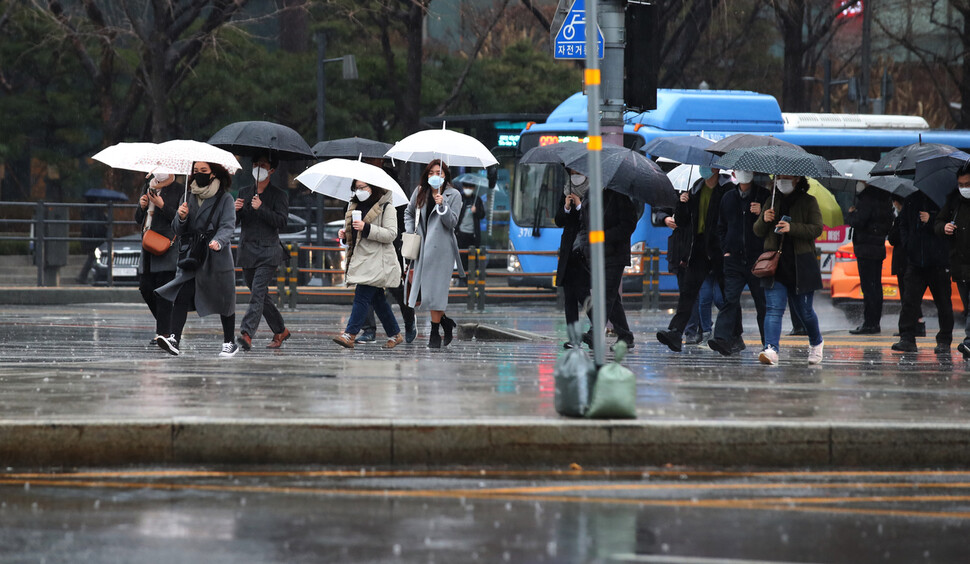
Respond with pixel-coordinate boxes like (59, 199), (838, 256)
(624, 241), (644, 275)
(93, 247), (101, 260)
(507, 242), (521, 273)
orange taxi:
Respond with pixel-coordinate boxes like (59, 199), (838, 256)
(830, 241), (964, 315)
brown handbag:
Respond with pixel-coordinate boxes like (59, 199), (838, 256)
(142, 228), (174, 256)
(751, 233), (783, 278)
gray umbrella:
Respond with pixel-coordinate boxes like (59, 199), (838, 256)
(207, 120), (314, 161)
(867, 175), (917, 199)
(715, 145), (842, 178)
(519, 141), (589, 166)
(820, 158), (875, 193)
(641, 135), (719, 167)
(705, 134), (803, 156)
(566, 144), (678, 207)
(312, 137), (393, 160)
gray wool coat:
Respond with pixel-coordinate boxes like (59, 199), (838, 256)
(156, 191), (237, 317)
(404, 185), (465, 311)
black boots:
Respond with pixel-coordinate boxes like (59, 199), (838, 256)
(428, 322), (442, 349)
(441, 315), (457, 346)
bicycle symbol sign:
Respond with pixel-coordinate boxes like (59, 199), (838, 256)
(554, 0), (604, 60)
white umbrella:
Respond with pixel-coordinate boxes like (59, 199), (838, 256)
(384, 125), (498, 168)
(91, 142), (182, 175)
(666, 163), (701, 192)
(133, 139), (242, 176)
(295, 158), (409, 207)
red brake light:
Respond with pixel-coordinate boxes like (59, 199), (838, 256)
(835, 250), (857, 260)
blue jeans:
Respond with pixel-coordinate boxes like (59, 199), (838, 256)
(345, 285), (400, 337)
(764, 281), (822, 350)
(686, 274), (725, 335)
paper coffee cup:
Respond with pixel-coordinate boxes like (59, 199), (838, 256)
(352, 210), (362, 223)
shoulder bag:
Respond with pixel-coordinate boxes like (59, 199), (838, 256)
(176, 199), (220, 271)
(141, 198), (175, 256)
(401, 206), (422, 260)
(751, 233), (784, 278)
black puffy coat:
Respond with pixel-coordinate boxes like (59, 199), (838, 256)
(717, 183), (770, 265)
(896, 192), (949, 269)
(666, 177), (728, 274)
(934, 192), (970, 281)
(847, 188), (894, 261)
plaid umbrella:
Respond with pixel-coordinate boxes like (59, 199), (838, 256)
(566, 144), (678, 207)
(705, 134), (802, 156)
(641, 135), (719, 167)
(312, 137), (393, 160)
(869, 142), (957, 176)
(867, 175), (918, 199)
(912, 150), (970, 208)
(715, 145), (841, 178)
(207, 121), (314, 161)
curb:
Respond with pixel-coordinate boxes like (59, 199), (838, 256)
(2, 419), (969, 468)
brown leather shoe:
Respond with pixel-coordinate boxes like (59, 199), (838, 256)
(236, 332), (252, 351)
(267, 328), (291, 349)
(332, 332), (354, 349)
(383, 334), (404, 349)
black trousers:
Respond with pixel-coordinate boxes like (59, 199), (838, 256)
(857, 257), (884, 328)
(163, 282), (236, 344)
(713, 254), (766, 346)
(667, 252), (712, 336)
(138, 255), (176, 336)
(455, 231), (478, 275)
(898, 264), (953, 345)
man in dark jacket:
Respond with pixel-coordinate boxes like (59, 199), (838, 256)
(888, 197), (925, 337)
(657, 166), (729, 352)
(555, 179), (590, 343)
(891, 192), (952, 353)
(936, 164), (970, 358)
(846, 183), (895, 334)
(455, 180), (486, 282)
(234, 152), (291, 350)
(708, 171), (769, 355)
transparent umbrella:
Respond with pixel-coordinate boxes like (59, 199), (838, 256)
(296, 158), (409, 207)
(385, 125), (498, 168)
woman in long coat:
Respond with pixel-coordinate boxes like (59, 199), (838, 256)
(332, 182), (404, 349)
(155, 162), (238, 358)
(404, 159), (465, 348)
(134, 172), (181, 346)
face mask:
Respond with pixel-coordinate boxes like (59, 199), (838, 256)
(735, 170), (754, 184)
(253, 167), (270, 183)
(463, 188), (475, 197)
(153, 172), (171, 183)
(570, 174), (587, 185)
(775, 178), (794, 195)
(192, 172), (212, 187)
(428, 175), (444, 189)
(960, 188), (970, 200)
(354, 189), (371, 202)
(856, 181), (867, 193)
(699, 166), (714, 180)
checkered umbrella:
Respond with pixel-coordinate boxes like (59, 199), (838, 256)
(869, 142), (957, 176)
(705, 134), (802, 156)
(715, 145), (841, 178)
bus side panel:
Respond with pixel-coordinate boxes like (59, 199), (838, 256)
(631, 205), (678, 292)
(509, 220), (559, 288)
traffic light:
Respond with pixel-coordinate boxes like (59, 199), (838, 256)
(624, 1), (658, 111)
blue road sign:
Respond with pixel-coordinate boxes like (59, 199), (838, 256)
(554, 0), (604, 60)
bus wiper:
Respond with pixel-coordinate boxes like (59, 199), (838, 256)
(531, 185), (545, 237)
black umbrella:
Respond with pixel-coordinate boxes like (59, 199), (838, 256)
(715, 145), (842, 178)
(207, 120), (314, 161)
(519, 141), (589, 166)
(566, 144), (678, 208)
(866, 175), (917, 199)
(312, 137), (393, 160)
(869, 142), (957, 176)
(912, 150), (970, 208)
(83, 188), (128, 202)
(641, 135), (719, 167)
(705, 134), (802, 156)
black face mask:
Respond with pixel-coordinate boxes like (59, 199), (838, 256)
(192, 172), (213, 187)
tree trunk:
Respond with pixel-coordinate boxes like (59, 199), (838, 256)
(961, 14), (970, 128)
(281, 0), (308, 53)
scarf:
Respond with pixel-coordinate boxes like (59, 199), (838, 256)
(190, 178), (221, 207)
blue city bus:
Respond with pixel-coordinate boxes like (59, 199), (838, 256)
(506, 88), (970, 290)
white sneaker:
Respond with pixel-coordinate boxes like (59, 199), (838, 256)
(157, 335), (180, 356)
(759, 346), (778, 365)
(219, 342), (238, 358)
(808, 342), (824, 365)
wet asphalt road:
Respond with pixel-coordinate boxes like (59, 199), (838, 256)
(0, 467), (968, 563)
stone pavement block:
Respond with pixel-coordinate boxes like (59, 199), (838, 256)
(172, 419), (393, 465)
(0, 421), (171, 466)
(485, 421), (612, 466)
(392, 421), (495, 466)
(610, 421), (831, 467)
(830, 424), (970, 466)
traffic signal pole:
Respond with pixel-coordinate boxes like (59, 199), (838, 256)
(585, 0), (607, 366)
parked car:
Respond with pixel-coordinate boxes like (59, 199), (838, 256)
(830, 241), (964, 319)
(86, 214), (341, 286)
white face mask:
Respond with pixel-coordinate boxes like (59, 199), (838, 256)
(735, 170), (754, 184)
(253, 167), (270, 183)
(775, 178), (795, 195)
(463, 188), (475, 197)
(153, 172), (171, 183)
(354, 189), (371, 202)
(856, 181), (867, 193)
(428, 175), (444, 189)
(960, 187), (970, 200)
(570, 174), (587, 185)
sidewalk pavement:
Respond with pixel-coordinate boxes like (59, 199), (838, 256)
(0, 297), (969, 469)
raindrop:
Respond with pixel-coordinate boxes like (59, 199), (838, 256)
(661, 543), (670, 553)
(23, 482), (29, 492)
(392, 544), (401, 556)
(93, 500), (100, 510)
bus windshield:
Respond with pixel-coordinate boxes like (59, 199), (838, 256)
(511, 162), (566, 229)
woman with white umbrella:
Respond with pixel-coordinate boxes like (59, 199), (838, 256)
(155, 162), (239, 358)
(331, 179), (405, 349)
(404, 160), (464, 348)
